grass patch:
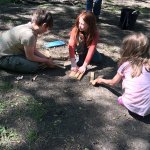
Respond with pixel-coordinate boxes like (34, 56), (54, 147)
(0, 15), (15, 24)
(27, 100), (48, 121)
(77, 2), (84, 9)
(0, 95), (30, 115)
(27, 130), (38, 143)
(105, 5), (120, 13)
(39, 4), (52, 9)
(0, 126), (21, 148)
(137, 7), (150, 14)
(0, 95), (48, 120)
(0, 81), (13, 93)
(0, 0), (20, 4)
(105, 0), (113, 2)
(0, 102), (6, 114)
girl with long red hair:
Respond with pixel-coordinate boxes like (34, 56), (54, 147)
(68, 11), (102, 73)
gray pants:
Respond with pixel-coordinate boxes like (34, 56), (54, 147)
(0, 55), (40, 73)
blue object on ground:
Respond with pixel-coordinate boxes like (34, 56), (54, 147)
(44, 40), (65, 48)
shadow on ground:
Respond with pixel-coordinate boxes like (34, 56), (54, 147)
(0, 1), (150, 149)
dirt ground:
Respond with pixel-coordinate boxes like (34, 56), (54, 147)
(0, 0), (150, 150)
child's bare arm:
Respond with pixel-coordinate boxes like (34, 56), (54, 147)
(24, 45), (55, 67)
(92, 73), (122, 86)
(34, 49), (49, 59)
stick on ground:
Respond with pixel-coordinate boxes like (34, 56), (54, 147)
(69, 71), (77, 78)
(77, 73), (84, 80)
(74, 72), (80, 78)
(54, 64), (66, 69)
(90, 72), (95, 83)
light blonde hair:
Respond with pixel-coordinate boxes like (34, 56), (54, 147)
(119, 32), (150, 77)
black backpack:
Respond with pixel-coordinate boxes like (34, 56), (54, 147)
(119, 8), (140, 30)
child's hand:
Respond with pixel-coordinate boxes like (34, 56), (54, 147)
(46, 57), (55, 68)
(91, 77), (103, 85)
(91, 79), (97, 85)
(78, 62), (87, 73)
(71, 66), (78, 72)
(78, 65), (86, 73)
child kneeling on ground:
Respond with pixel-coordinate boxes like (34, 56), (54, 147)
(92, 32), (150, 117)
(68, 11), (102, 74)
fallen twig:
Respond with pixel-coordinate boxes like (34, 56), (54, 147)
(32, 75), (38, 81)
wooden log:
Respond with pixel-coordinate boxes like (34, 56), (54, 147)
(91, 80), (96, 85)
(77, 73), (84, 80)
(69, 71), (77, 78)
(54, 64), (66, 69)
(74, 72), (80, 78)
(90, 72), (95, 82)
(91, 75), (104, 85)
(69, 71), (84, 80)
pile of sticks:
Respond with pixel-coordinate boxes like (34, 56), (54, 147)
(69, 71), (84, 80)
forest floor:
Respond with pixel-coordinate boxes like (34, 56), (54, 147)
(0, 0), (150, 150)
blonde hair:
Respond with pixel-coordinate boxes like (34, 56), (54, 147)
(119, 32), (150, 77)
